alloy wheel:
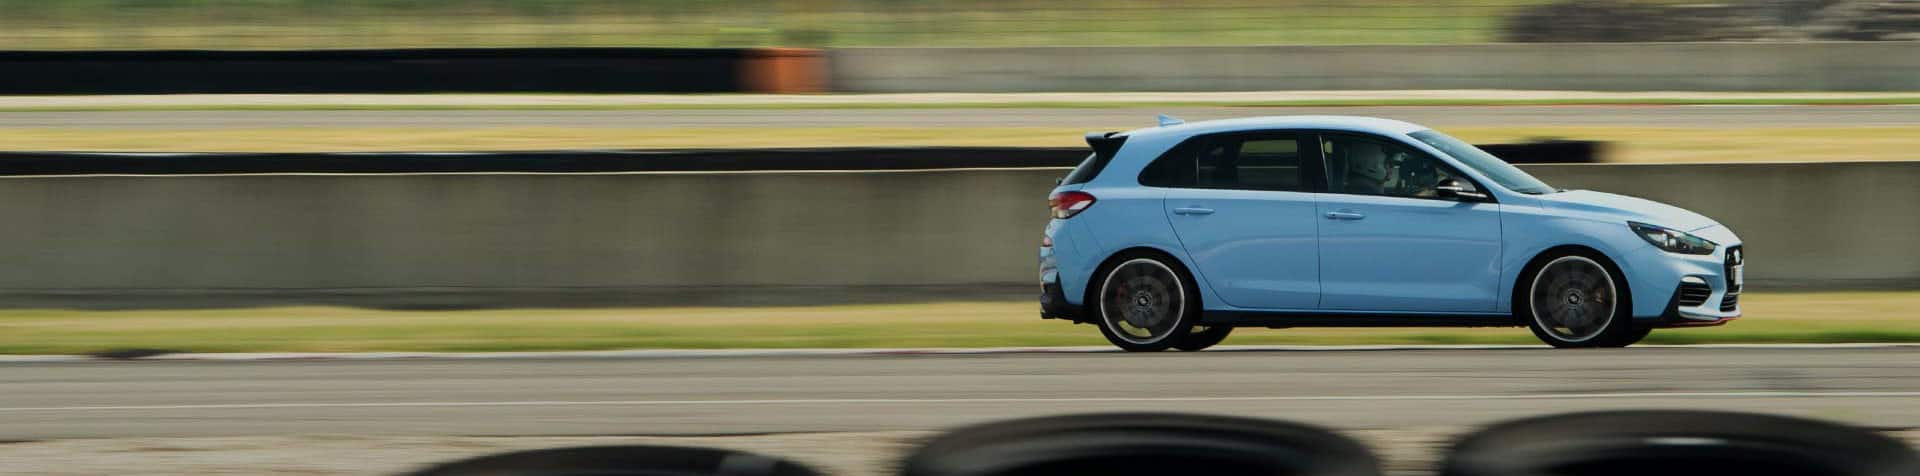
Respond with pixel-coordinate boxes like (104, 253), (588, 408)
(1529, 256), (1617, 344)
(1100, 258), (1186, 345)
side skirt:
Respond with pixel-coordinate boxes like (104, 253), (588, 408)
(1201, 311), (1519, 329)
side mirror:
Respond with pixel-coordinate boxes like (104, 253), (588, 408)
(1436, 178), (1488, 201)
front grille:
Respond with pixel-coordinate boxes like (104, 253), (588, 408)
(1721, 246), (1743, 312)
(1677, 282), (1712, 307)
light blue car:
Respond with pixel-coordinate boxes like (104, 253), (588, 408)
(1039, 116), (1743, 351)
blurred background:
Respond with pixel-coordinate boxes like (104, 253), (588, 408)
(0, 0), (1916, 50)
(0, 0), (1915, 351)
(2, 2), (1920, 476)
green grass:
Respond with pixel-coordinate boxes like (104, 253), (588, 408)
(0, 0), (1544, 50)
(8, 97), (1920, 113)
(1, 292), (1915, 355)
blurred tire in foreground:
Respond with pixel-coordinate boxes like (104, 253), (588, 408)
(899, 412), (1381, 476)
(404, 445), (822, 476)
(1443, 410), (1920, 476)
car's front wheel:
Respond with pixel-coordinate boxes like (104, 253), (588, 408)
(1093, 253), (1199, 352)
(1521, 251), (1644, 348)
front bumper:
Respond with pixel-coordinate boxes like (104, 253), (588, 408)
(1625, 234), (1743, 326)
(1655, 285), (1740, 327)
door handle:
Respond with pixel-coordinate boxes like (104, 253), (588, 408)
(1172, 207), (1216, 216)
(1324, 211), (1366, 220)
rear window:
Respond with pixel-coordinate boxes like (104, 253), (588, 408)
(1139, 134), (1308, 192)
(1061, 152), (1111, 185)
(1200, 136), (1305, 192)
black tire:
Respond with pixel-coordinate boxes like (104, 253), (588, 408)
(1619, 324), (1653, 346)
(1173, 325), (1233, 351)
(1517, 250), (1640, 348)
(900, 413), (1383, 476)
(405, 445), (822, 476)
(1090, 251), (1201, 352)
(1442, 410), (1920, 476)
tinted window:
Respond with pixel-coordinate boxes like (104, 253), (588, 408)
(1138, 139), (1200, 188)
(1197, 136), (1307, 191)
(1061, 152), (1111, 185)
(1321, 135), (1466, 199)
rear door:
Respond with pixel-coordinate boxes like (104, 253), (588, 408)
(1152, 131), (1323, 310)
(1315, 133), (1503, 312)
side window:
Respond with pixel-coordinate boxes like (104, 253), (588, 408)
(1321, 135), (1462, 199)
(1197, 135), (1307, 192)
(1138, 139), (1199, 188)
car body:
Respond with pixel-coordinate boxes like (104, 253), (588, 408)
(1039, 116), (1743, 350)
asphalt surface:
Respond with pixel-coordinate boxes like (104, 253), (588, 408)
(3, 346), (1917, 440)
(3, 105), (1919, 129)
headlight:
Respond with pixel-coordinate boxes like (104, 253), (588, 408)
(1629, 222), (1717, 255)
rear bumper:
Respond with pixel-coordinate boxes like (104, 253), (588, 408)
(1040, 218), (1089, 322)
(1040, 281), (1085, 322)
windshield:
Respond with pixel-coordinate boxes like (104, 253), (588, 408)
(1409, 130), (1556, 195)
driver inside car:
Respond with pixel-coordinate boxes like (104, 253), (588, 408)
(1345, 140), (1457, 198)
(1345, 141), (1395, 195)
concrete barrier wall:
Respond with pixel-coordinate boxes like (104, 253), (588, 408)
(830, 42), (1920, 92)
(1, 162), (1914, 307)
(0, 170), (1054, 291)
(0, 47), (827, 94)
(1525, 162), (1920, 287)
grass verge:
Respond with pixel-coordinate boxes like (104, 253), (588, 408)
(0, 292), (1915, 355)
(3, 126), (1918, 164)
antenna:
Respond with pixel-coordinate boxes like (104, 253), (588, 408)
(1157, 114), (1185, 127)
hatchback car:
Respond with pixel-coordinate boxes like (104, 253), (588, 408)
(1039, 116), (1743, 351)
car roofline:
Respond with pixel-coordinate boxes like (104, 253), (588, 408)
(1116, 115), (1428, 141)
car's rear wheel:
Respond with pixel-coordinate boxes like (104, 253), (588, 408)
(1173, 325), (1232, 351)
(1522, 252), (1640, 348)
(1094, 253), (1199, 352)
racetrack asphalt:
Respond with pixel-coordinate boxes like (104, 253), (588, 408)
(3, 105), (1919, 129)
(3, 346), (1916, 440)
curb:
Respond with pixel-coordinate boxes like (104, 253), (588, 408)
(3, 343), (1917, 363)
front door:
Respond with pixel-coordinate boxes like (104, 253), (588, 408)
(1315, 133), (1503, 312)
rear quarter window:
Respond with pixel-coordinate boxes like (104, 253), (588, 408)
(1138, 139), (1202, 187)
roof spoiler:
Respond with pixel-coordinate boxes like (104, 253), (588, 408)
(1085, 131), (1127, 158)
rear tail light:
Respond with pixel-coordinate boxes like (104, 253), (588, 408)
(1049, 191), (1097, 219)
